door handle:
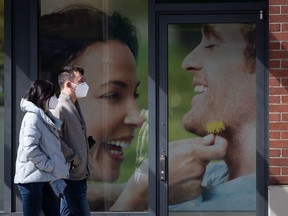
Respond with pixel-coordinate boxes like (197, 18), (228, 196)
(160, 153), (166, 181)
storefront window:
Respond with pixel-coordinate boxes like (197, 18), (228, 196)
(39, 0), (148, 212)
(0, 0), (4, 210)
(0, 0), (4, 211)
(168, 23), (256, 214)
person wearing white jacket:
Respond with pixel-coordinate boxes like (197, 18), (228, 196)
(14, 79), (70, 216)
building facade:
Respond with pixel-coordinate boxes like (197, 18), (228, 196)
(2, 0), (288, 215)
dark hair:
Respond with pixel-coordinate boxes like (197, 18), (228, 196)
(25, 79), (55, 110)
(58, 65), (84, 89)
(201, 23), (255, 73)
(39, 4), (138, 92)
(241, 24), (256, 73)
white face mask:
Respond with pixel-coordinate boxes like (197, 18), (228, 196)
(75, 82), (89, 98)
(46, 95), (58, 110)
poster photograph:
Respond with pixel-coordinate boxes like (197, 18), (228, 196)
(39, 0), (148, 212)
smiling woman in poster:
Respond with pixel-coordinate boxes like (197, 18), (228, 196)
(39, 3), (146, 211)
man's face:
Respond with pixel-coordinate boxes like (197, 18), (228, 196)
(181, 24), (256, 136)
(73, 71), (86, 84)
(70, 71), (86, 89)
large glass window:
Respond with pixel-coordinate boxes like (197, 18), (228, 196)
(0, 0), (4, 211)
(168, 23), (256, 215)
(39, 0), (148, 212)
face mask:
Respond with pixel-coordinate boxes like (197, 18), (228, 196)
(46, 95), (58, 110)
(75, 82), (89, 98)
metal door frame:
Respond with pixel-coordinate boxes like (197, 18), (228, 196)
(149, 2), (268, 216)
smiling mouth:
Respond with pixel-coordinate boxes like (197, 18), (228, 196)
(105, 140), (130, 160)
(194, 85), (208, 94)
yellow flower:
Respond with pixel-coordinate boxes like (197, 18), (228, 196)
(206, 121), (225, 134)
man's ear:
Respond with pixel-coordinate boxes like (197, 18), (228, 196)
(65, 81), (71, 88)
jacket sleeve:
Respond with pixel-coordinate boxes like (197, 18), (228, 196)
(21, 121), (53, 172)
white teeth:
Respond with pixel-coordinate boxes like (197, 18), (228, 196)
(109, 141), (129, 148)
(194, 85), (208, 93)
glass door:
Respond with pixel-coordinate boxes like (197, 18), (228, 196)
(158, 12), (268, 216)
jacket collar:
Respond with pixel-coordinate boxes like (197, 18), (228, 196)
(20, 98), (62, 130)
(58, 92), (86, 126)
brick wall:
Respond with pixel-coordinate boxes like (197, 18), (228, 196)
(269, 0), (288, 185)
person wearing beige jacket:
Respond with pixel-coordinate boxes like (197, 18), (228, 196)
(52, 66), (92, 216)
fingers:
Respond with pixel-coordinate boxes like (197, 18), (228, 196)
(169, 135), (228, 162)
(198, 135), (228, 162)
(202, 134), (215, 146)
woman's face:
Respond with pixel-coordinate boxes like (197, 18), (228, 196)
(75, 40), (144, 182)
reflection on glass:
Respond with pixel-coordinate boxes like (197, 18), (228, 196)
(168, 23), (256, 213)
(0, 0), (4, 210)
(39, 0), (148, 212)
(136, 109), (149, 169)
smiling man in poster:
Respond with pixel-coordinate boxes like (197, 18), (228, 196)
(168, 23), (257, 211)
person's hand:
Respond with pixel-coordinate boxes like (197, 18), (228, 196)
(110, 160), (149, 211)
(168, 134), (228, 205)
(110, 134), (228, 210)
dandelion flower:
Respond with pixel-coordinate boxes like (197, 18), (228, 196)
(206, 121), (225, 134)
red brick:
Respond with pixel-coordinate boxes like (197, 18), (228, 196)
(270, 113), (281, 121)
(270, 0), (288, 5)
(270, 77), (281, 86)
(270, 149), (281, 157)
(282, 96), (288, 103)
(270, 167), (281, 175)
(270, 41), (281, 50)
(270, 140), (288, 148)
(270, 5), (281, 14)
(269, 176), (288, 185)
(270, 23), (281, 32)
(270, 69), (288, 77)
(270, 105), (288, 113)
(269, 0), (288, 186)
(270, 15), (288, 23)
(281, 42), (288, 50)
(269, 131), (281, 139)
(282, 167), (288, 175)
(270, 59), (281, 68)
(282, 149), (288, 156)
(273, 32), (288, 41)
(270, 158), (288, 166)
(282, 23), (288, 31)
(281, 60), (288, 69)
(269, 95), (281, 103)
(270, 122), (288, 130)
(281, 5), (288, 13)
(282, 131), (288, 139)
(282, 78), (288, 86)
(282, 113), (288, 120)
(269, 33), (278, 42)
(269, 88), (288, 95)
(270, 50), (288, 59)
